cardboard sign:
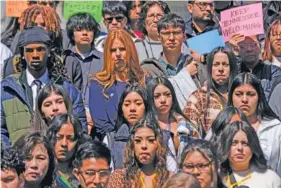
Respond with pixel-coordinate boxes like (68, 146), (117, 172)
(220, 3), (264, 41)
(63, 1), (103, 22)
(6, 0), (28, 17)
(187, 30), (225, 54)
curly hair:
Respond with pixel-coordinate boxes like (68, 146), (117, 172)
(123, 117), (169, 188)
(20, 4), (61, 37)
(1, 145), (25, 175)
(19, 4), (63, 55)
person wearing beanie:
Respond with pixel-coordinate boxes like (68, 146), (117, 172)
(1, 27), (87, 146)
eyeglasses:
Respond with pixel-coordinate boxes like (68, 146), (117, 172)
(79, 169), (111, 180)
(238, 43), (259, 50)
(146, 13), (164, 21)
(183, 161), (211, 173)
(194, 2), (214, 10)
(104, 16), (124, 24)
(160, 31), (183, 39)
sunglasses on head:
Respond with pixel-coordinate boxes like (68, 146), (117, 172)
(104, 16), (124, 24)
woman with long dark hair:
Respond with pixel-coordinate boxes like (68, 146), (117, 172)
(184, 47), (238, 136)
(218, 121), (281, 187)
(107, 117), (170, 187)
(228, 72), (281, 176)
(205, 106), (249, 146)
(46, 113), (90, 187)
(105, 85), (151, 169)
(147, 77), (199, 172)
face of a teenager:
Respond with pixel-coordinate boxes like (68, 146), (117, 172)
(229, 130), (253, 169)
(182, 151), (212, 188)
(129, 0), (142, 20)
(74, 158), (110, 188)
(187, 0), (214, 22)
(159, 26), (185, 52)
(145, 4), (164, 37)
(103, 14), (127, 33)
(153, 84), (173, 116)
(122, 91), (145, 126)
(24, 43), (49, 73)
(24, 144), (49, 186)
(54, 122), (77, 162)
(41, 92), (67, 120)
(133, 127), (158, 165)
(270, 24), (281, 56)
(1, 168), (24, 188)
(232, 84), (258, 118)
(212, 52), (230, 85)
(73, 29), (94, 46)
(111, 39), (127, 73)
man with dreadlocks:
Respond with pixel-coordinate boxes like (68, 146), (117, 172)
(3, 4), (75, 82)
(11, 4), (70, 55)
(1, 27), (86, 146)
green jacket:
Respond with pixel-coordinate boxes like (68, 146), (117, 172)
(1, 71), (87, 146)
(1, 71), (33, 145)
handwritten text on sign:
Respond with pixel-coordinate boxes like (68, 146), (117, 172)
(6, 0), (28, 17)
(63, 1), (103, 22)
(220, 3), (264, 42)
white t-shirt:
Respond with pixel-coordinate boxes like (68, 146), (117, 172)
(223, 165), (281, 188)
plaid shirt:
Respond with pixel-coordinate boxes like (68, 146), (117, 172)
(183, 85), (227, 134)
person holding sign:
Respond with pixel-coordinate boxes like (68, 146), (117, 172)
(237, 35), (281, 101)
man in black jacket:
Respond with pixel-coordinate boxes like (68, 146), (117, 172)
(238, 35), (281, 100)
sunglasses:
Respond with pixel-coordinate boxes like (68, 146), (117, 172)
(104, 16), (124, 24)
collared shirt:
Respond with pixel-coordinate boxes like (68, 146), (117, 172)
(69, 46), (103, 106)
(158, 53), (187, 76)
(26, 69), (49, 109)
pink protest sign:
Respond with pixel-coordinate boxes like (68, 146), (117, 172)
(220, 3), (264, 42)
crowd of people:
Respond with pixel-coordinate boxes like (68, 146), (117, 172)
(1, 0), (281, 188)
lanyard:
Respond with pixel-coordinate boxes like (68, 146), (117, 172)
(140, 172), (157, 188)
(227, 170), (252, 188)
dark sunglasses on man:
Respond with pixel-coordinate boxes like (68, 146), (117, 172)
(104, 16), (124, 24)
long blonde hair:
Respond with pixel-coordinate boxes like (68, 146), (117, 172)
(90, 30), (145, 98)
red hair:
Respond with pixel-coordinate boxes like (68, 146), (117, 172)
(19, 4), (61, 38)
(91, 30), (145, 98)
(262, 19), (281, 61)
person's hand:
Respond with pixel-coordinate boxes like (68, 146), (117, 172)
(229, 33), (245, 54)
(86, 110), (94, 135)
(186, 60), (199, 76)
(190, 49), (202, 62)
